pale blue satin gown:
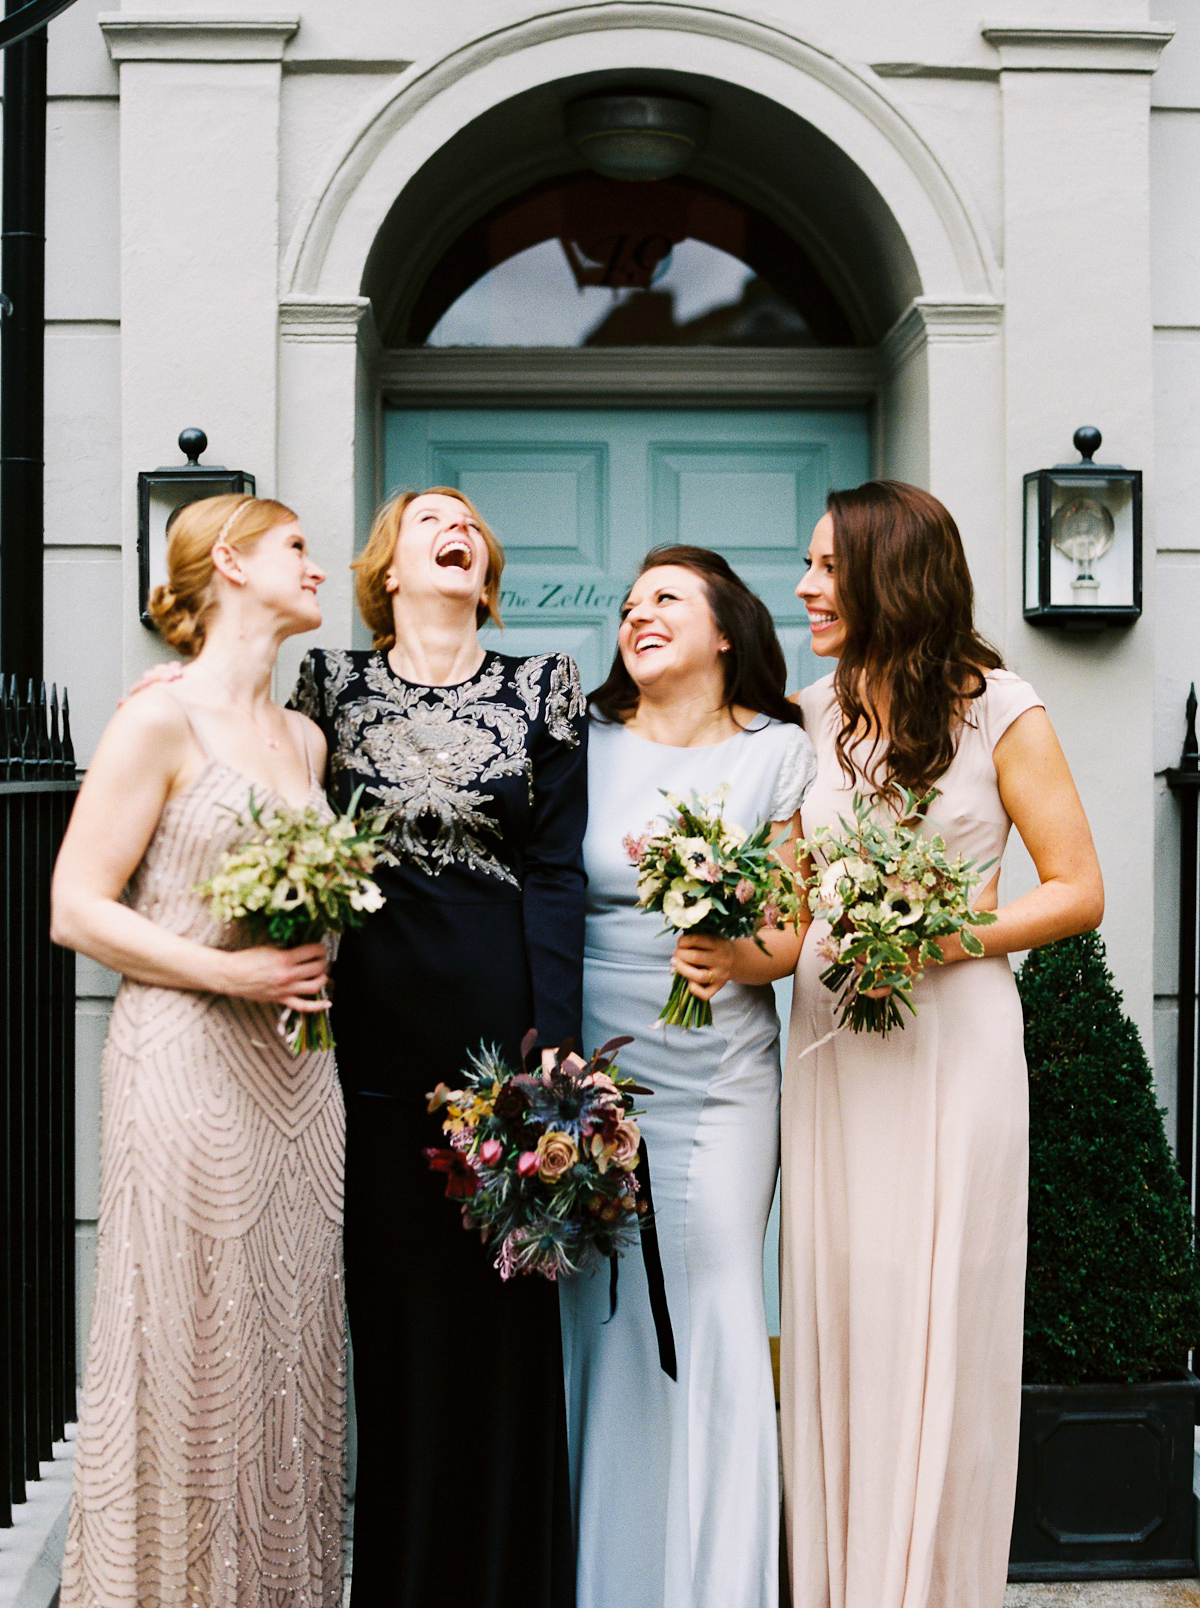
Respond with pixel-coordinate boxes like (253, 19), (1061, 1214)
(559, 712), (816, 1608)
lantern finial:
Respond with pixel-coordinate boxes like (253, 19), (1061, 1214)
(1073, 425), (1101, 462)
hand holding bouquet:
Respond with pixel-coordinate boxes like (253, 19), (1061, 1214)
(195, 785), (386, 1053)
(626, 788), (802, 1029)
(799, 787), (997, 1034)
(425, 1033), (649, 1281)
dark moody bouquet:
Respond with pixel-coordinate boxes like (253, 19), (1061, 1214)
(424, 1032), (650, 1281)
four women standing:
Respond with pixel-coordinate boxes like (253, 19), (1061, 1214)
(55, 476), (1103, 1608)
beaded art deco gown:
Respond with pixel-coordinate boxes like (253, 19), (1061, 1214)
(59, 745), (347, 1608)
(293, 646), (587, 1608)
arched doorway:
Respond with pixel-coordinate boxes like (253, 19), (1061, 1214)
(359, 71), (926, 687)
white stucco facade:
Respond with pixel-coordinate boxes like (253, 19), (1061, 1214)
(31, 0), (1200, 1359)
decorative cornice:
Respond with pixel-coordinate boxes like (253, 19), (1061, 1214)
(981, 24), (1174, 74)
(282, 3), (1000, 303)
(279, 296), (374, 344)
(378, 346), (882, 408)
(882, 298), (1004, 372)
(872, 62), (999, 82)
(99, 13), (298, 63)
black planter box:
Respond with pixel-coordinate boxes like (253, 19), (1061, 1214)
(1009, 1370), (1200, 1581)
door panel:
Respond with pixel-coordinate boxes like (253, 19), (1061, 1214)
(383, 406), (870, 693)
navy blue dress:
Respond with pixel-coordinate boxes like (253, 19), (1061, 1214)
(293, 647), (586, 1608)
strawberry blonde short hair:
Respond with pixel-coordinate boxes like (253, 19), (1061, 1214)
(352, 487), (505, 651)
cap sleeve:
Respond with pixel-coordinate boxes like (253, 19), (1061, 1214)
(979, 670), (1044, 752)
(768, 727), (817, 820)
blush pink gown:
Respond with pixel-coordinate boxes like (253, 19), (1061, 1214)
(780, 669), (1042, 1608)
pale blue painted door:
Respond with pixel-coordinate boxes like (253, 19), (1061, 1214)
(383, 407), (870, 693)
(383, 405), (871, 1334)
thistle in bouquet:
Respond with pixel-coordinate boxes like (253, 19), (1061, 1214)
(424, 1031), (652, 1281)
(625, 787), (803, 1029)
(195, 784), (386, 1054)
(799, 786), (997, 1035)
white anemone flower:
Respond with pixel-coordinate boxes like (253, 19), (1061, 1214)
(663, 880), (713, 929)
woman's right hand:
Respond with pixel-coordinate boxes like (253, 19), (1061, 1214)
(217, 943), (330, 1013)
(118, 659), (184, 706)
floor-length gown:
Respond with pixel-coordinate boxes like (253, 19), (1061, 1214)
(60, 749), (346, 1608)
(293, 646), (586, 1608)
(559, 714), (815, 1608)
(781, 669), (1042, 1608)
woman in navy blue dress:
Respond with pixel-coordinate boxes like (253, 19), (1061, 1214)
(294, 486), (585, 1608)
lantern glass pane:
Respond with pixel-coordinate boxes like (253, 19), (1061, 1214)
(1024, 476), (1040, 611)
(1046, 474), (1135, 610)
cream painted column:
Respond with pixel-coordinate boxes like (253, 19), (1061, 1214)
(276, 296), (380, 696)
(986, 23), (1172, 1048)
(99, 13), (298, 683)
(882, 300), (1007, 642)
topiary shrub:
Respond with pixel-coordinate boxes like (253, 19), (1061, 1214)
(1019, 930), (1200, 1385)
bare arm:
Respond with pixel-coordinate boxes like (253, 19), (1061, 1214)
(672, 811), (807, 999)
(927, 706), (1103, 966)
(51, 689), (329, 1011)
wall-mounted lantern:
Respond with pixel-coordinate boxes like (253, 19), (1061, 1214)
(138, 428), (255, 626)
(1023, 426), (1142, 630)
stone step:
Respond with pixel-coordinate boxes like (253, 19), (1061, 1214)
(1006, 1584), (1200, 1606)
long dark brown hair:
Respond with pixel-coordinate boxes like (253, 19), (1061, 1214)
(590, 545), (804, 730)
(826, 480), (1002, 797)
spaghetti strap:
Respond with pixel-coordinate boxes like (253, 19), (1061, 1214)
(163, 688), (216, 762)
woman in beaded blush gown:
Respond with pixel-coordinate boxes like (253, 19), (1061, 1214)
(292, 487), (585, 1608)
(52, 494), (346, 1608)
(781, 481), (1105, 1608)
(558, 546), (816, 1608)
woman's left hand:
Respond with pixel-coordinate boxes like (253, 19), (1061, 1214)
(672, 933), (735, 1001)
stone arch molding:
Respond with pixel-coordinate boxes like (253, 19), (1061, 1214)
(281, 2), (1001, 313)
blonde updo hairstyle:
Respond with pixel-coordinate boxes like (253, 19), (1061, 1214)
(148, 493), (299, 658)
(352, 486), (505, 652)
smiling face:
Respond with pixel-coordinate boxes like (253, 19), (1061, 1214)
(387, 492), (489, 616)
(229, 519), (324, 636)
(796, 512), (846, 658)
(618, 564), (729, 693)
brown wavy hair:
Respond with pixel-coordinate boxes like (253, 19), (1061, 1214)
(826, 480), (1003, 798)
(352, 487), (505, 651)
(590, 545), (804, 730)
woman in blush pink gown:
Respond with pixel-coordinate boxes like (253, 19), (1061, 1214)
(780, 481), (1105, 1608)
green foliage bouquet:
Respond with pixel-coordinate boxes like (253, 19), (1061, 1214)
(799, 787), (997, 1034)
(195, 785), (386, 1054)
(625, 788), (803, 1029)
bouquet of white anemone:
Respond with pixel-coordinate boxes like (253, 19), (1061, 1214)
(195, 785), (386, 1054)
(799, 787), (997, 1034)
(625, 787), (802, 1029)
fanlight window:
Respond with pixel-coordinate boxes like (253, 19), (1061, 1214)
(409, 175), (855, 349)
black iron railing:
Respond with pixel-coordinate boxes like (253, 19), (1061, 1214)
(1167, 686), (1200, 1210)
(0, 676), (78, 1524)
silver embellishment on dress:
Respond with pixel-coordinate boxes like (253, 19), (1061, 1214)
(545, 656), (586, 747)
(331, 656), (530, 885)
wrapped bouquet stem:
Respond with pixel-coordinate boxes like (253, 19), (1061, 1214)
(195, 784), (386, 1054)
(625, 787), (802, 1029)
(799, 786), (997, 1035)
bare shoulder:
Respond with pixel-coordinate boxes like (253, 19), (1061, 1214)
(96, 682), (190, 758)
(284, 706), (327, 767)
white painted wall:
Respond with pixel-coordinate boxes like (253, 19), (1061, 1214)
(29, 0), (1190, 1369)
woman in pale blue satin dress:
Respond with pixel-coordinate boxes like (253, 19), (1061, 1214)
(559, 546), (815, 1608)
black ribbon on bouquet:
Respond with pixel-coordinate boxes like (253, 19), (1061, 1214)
(605, 1138), (677, 1381)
